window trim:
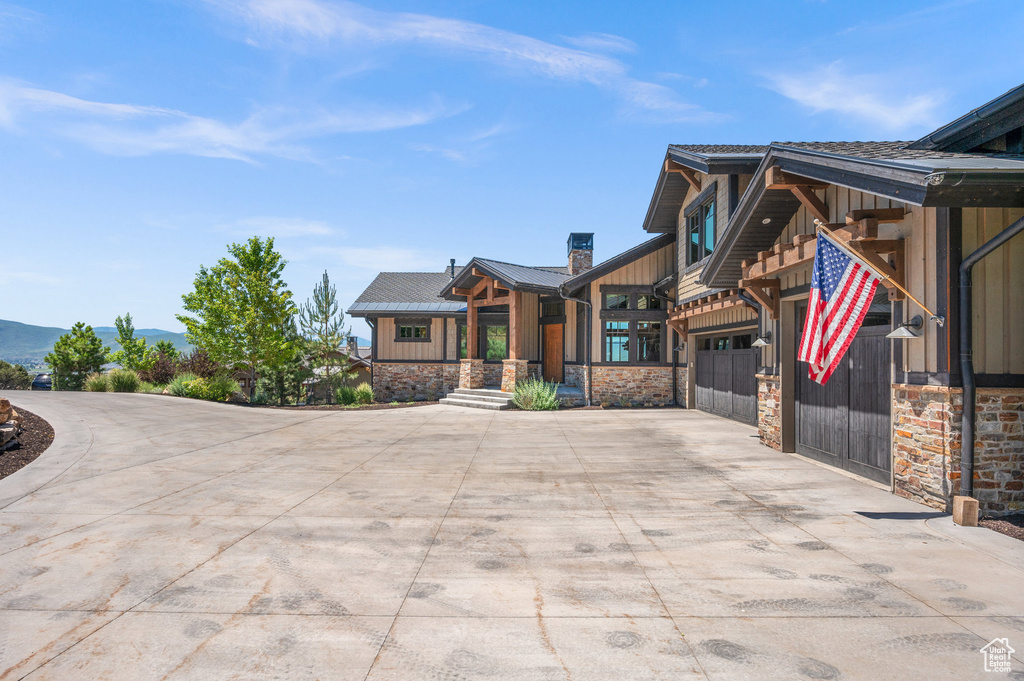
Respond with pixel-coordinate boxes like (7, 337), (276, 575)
(394, 318), (432, 343)
(683, 181), (718, 267)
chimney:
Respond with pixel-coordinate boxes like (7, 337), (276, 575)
(567, 233), (594, 275)
(449, 258), (456, 280)
(347, 335), (358, 357)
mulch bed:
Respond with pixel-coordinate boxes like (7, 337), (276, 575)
(248, 401), (439, 411)
(980, 514), (1024, 543)
(0, 406), (55, 481)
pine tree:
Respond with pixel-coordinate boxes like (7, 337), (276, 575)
(298, 270), (348, 404)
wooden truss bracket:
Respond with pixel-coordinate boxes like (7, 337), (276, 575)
(665, 160), (702, 193)
(740, 279), (780, 320)
(667, 317), (688, 342)
(790, 185), (829, 224)
(765, 166), (829, 189)
(848, 240), (906, 301)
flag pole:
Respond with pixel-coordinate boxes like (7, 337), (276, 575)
(814, 220), (945, 326)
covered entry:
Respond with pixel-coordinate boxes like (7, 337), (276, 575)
(795, 300), (891, 483)
(695, 331), (758, 425)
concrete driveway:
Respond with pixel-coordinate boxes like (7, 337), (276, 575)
(0, 393), (1021, 680)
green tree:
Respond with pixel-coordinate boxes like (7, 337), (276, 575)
(152, 339), (180, 359)
(0, 360), (32, 390)
(45, 323), (110, 390)
(107, 313), (148, 370)
(177, 237), (296, 396)
(256, 320), (312, 406)
(298, 270), (348, 404)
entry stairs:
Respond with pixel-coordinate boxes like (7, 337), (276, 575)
(439, 387), (513, 410)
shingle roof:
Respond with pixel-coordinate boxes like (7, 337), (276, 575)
(669, 144), (769, 155)
(348, 270), (466, 316)
(774, 140), (984, 160)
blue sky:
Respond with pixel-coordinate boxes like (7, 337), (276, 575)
(2, 0), (1021, 340)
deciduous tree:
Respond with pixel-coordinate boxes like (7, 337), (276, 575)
(177, 237), (296, 396)
(45, 323), (110, 391)
(107, 313), (148, 370)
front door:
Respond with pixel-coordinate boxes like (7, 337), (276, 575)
(543, 324), (564, 382)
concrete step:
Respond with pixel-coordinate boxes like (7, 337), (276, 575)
(451, 388), (509, 398)
(439, 396), (511, 411)
(449, 390), (514, 404)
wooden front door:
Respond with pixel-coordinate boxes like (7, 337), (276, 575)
(543, 324), (564, 382)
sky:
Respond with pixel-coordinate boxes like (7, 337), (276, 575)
(2, 0), (1022, 340)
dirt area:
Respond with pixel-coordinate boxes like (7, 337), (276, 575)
(0, 406), (55, 481)
(980, 514), (1024, 543)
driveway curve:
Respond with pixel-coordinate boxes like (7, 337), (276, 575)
(0, 392), (1021, 680)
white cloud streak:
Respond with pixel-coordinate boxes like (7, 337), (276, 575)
(306, 245), (446, 272)
(205, 0), (714, 122)
(0, 79), (461, 161)
(228, 216), (339, 237)
(764, 63), (944, 132)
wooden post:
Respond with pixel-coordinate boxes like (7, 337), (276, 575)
(466, 294), (477, 359)
(509, 290), (523, 360)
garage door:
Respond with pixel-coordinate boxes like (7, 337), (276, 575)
(795, 302), (891, 483)
(695, 332), (758, 425)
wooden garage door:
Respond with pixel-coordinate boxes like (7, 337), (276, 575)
(796, 302), (891, 483)
(695, 332), (758, 426)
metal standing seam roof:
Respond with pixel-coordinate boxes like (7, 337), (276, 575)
(471, 258), (571, 289)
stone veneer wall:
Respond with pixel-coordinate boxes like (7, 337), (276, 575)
(372, 363), (459, 402)
(757, 374), (782, 451)
(563, 365), (685, 407)
(892, 384), (1023, 516)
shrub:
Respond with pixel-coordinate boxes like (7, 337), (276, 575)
(354, 382), (374, 405)
(139, 351), (177, 385)
(138, 381), (163, 394)
(0, 360), (32, 390)
(512, 379), (560, 411)
(336, 384), (358, 405)
(168, 372), (199, 397)
(178, 348), (223, 379)
(203, 374), (242, 402)
(108, 368), (141, 393)
(83, 372), (109, 392)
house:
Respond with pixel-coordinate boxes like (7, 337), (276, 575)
(349, 83), (1024, 516)
(348, 234), (678, 406)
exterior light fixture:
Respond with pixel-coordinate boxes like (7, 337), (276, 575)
(886, 315), (923, 340)
(752, 332), (772, 348)
(762, 218), (772, 225)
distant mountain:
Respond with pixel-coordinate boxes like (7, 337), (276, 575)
(0, 319), (192, 368)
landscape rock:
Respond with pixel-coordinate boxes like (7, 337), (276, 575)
(0, 423), (18, 450)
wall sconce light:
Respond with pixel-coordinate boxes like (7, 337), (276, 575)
(886, 315), (923, 339)
(752, 332), (772, 348)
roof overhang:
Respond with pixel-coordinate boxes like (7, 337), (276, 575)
(440, 258), (560, 300)
(699, 145), (1024, 289)
(347, 302), (465, 317)
(560, 233), (675, 296)
(909, 83), (1024, 152)
(642, 148), (764, 234)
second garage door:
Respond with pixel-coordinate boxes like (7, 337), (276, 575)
(695, 331), (758, 425)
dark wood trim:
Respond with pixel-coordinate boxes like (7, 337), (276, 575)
(441, 317), (448, 361)
(601, 310), (669, 321)
(944, 207), (963, 386)
(539, 315), (567, 325)
(598, 317), (668, 364)
(728, 174), (740, 217)
(781, 283), (811, 299)
(600, 284), (658, 293)
(894, 370), (950, 386)
(976, 374), (1024, 388)
(683, 181), (718, 219)
(591, 362), (675, 368)
(394, 318), (432, 342)
(688, 320), (759, 336)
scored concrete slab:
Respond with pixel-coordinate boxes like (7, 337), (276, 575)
(0, 391), (1021, 680)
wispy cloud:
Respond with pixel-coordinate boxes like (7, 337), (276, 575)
(562, 32), (637, 54)
(306, 245), (446, 272)
(204, 0), (715, 122)
(226, 216), (339, 237)
(0, 79), (462, 161)
(6, 270), (61, 286)
(764, 62), (944, 132)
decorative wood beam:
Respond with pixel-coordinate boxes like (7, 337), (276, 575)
(466, 292), (478, 359)
(848, 217), (879, 241)
(790, 185), (829, 224)
(667, 317), (688, 342)
(508, 290), (523, 359)
(664, 160), (702, 192)
(848, 241), (904, 300)
(469, 278), (490, 298)
(846, 208), (906, 225)
(451, 287), (473, 297)
(471, 267), (486, 278)
(669, 294), (753, 320)
(742, 280), (780, 320)
(765, 166), (829, 189)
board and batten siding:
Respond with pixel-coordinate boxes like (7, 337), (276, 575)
(564, 299), (577, 364)
(688, 305), (758, 332)
(523, 292), (541, 361)
(588, 242), (676, 361)
(963, 207), (1024, 375)
(376, 317), (444, 361)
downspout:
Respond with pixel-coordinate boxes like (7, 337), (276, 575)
(958, 214), (1024, 499)
(652, 278), (678, 406)
(559, 284), (592, 407)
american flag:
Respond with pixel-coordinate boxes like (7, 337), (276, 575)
(798, 231), (881, 384)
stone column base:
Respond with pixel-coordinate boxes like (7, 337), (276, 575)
(459, 359), (485, 389)
(501, 359), (528, 393)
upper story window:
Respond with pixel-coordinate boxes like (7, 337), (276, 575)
(683, 182), (718, 267)
(396, 319), (430, 342)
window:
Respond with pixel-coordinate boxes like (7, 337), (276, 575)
(458, 323), (508, 360)
(685, 192), (716, 266)
(732, 334), (753, 350)
(637, 294), (662, 310)
(605, 322), (630, 362)
(606, 293), (630, 310)
(714, 336), (730, 351)
(541, 301), (564, 318)
(396, 319), (430, 342)
(637, 322), (662, 362)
